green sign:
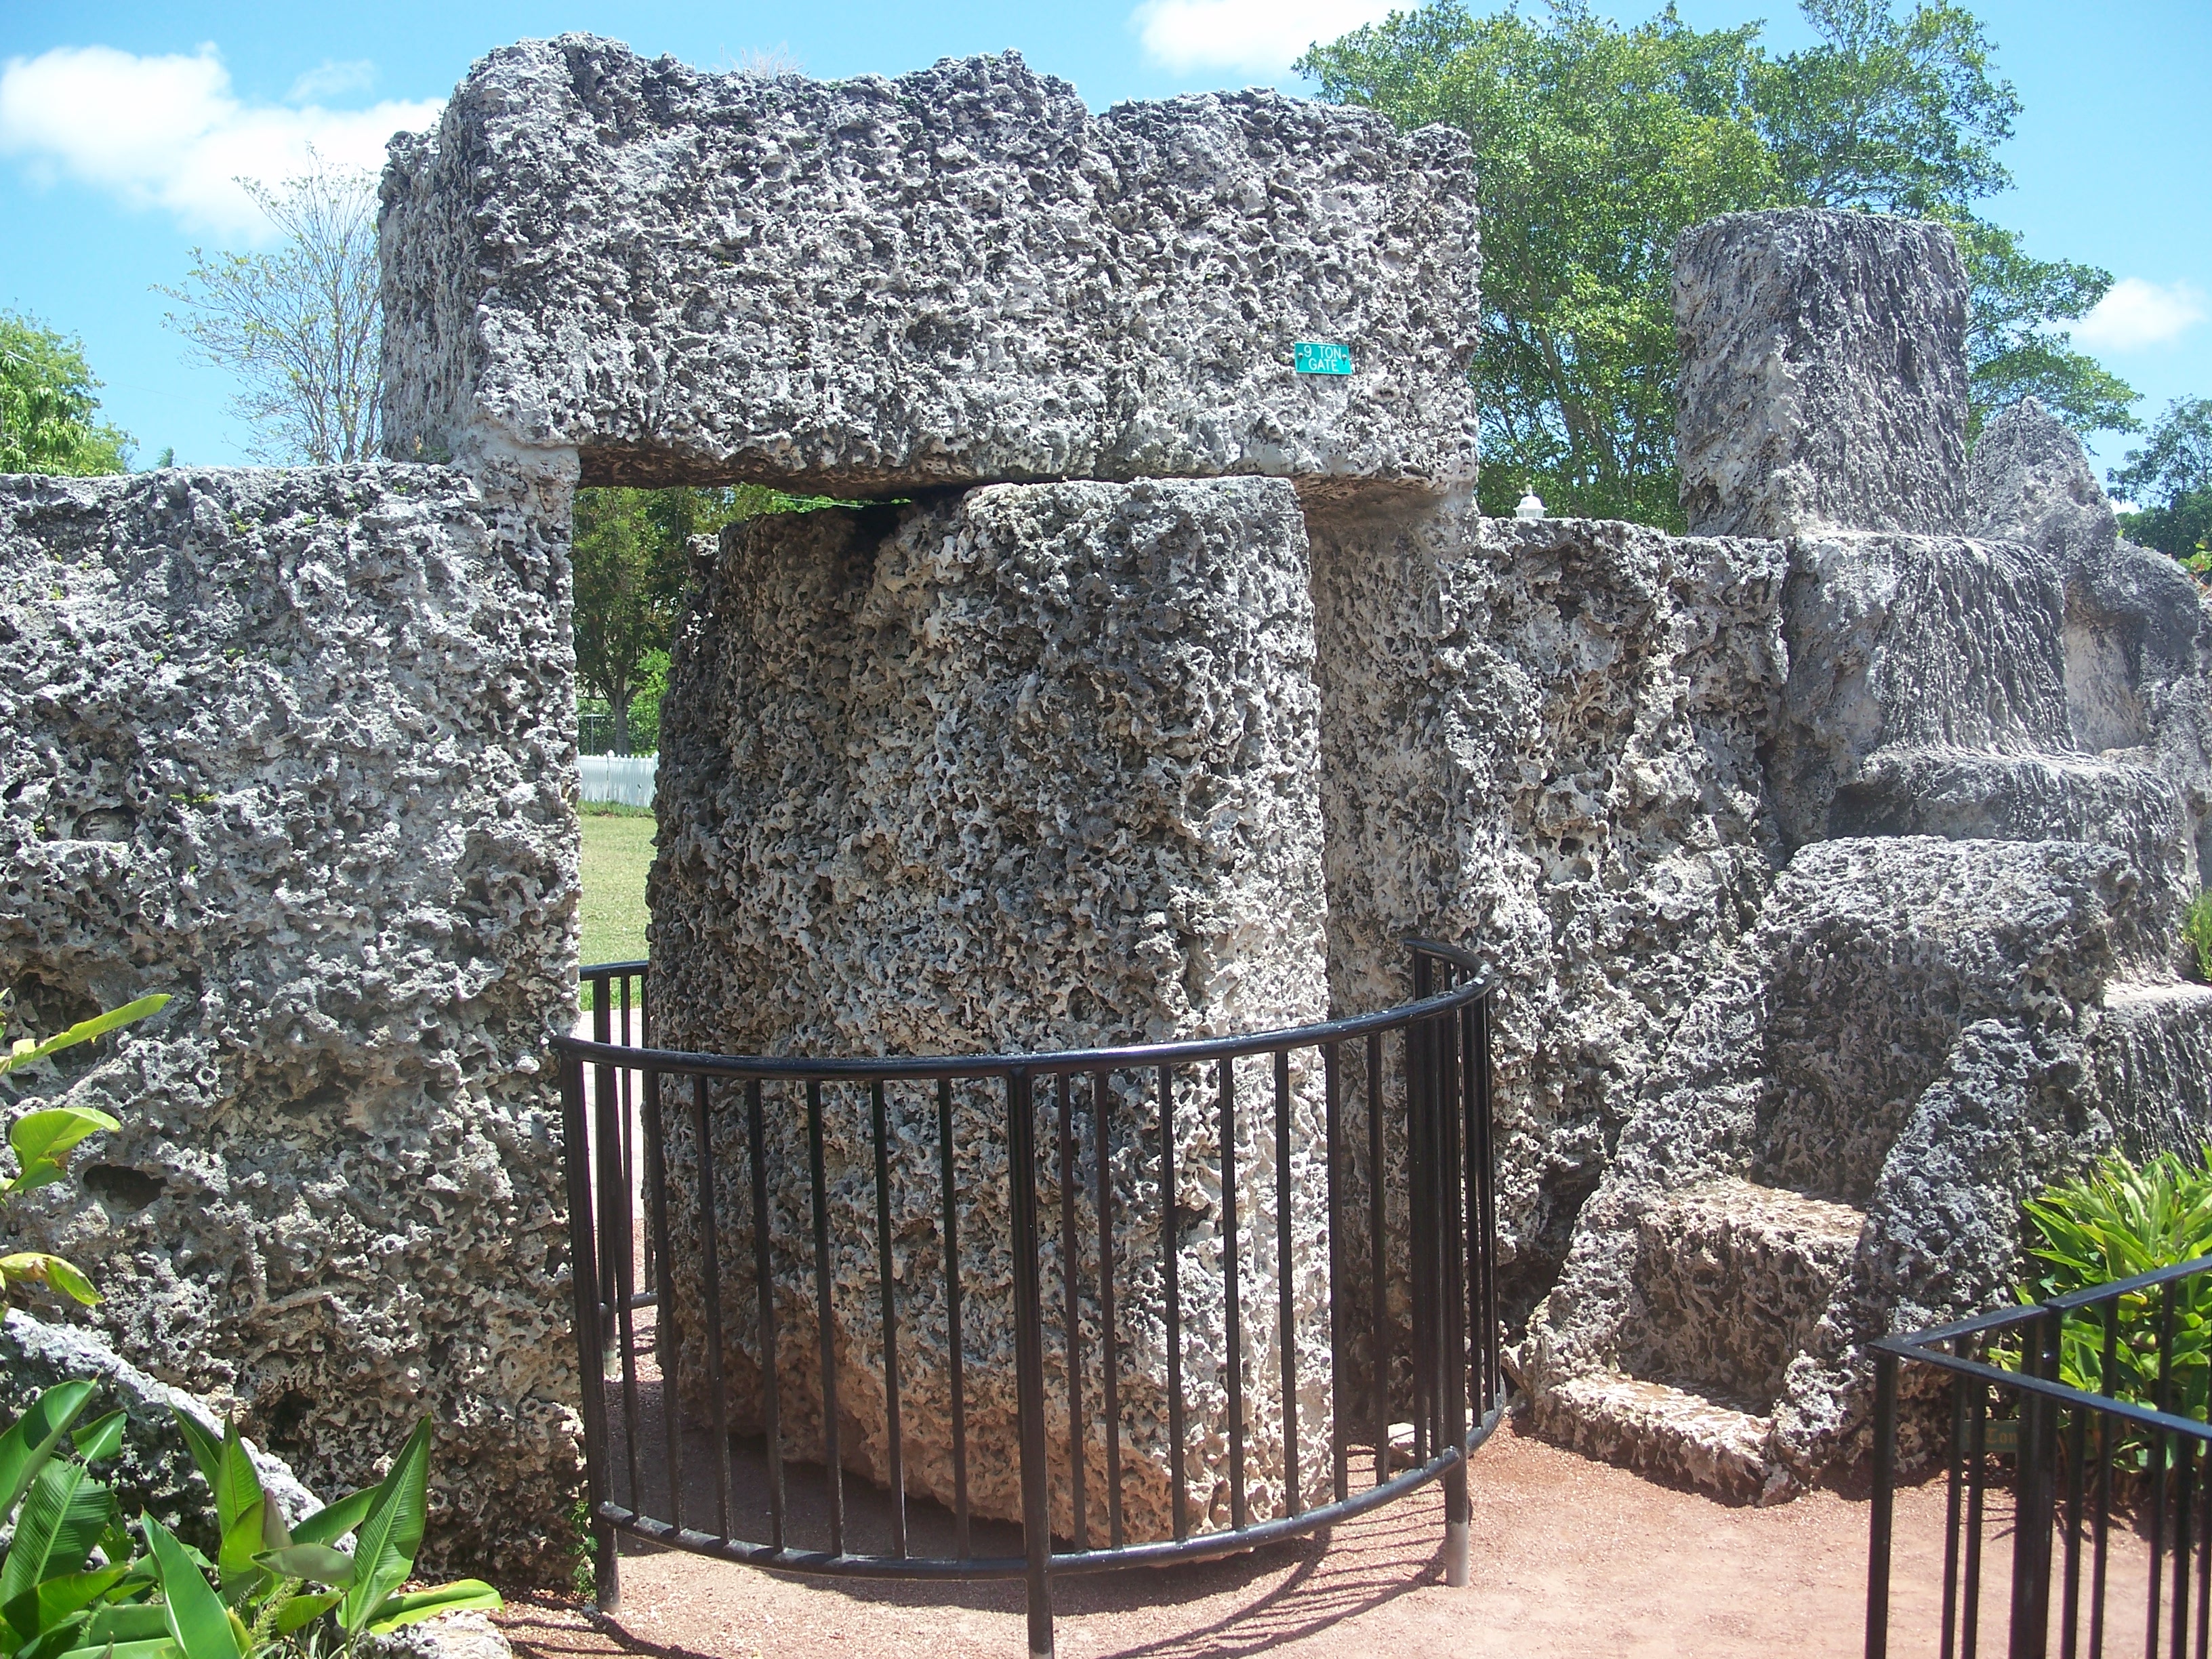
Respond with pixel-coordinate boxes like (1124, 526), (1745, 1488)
(1293, 341), (1353, 375)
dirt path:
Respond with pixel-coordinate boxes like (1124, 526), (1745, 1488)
(497, 1418), (1982, 1659)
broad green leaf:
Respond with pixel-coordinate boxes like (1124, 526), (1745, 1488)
(78, 1601), (173, 1645)
(139, 1513), (239, 1659)
(337, 1419), (430, 1637)
(1, 1456), (117, 1603)
(165, 1414), (221, 1493)
(365, 1580), (502, 1634)
(52, 1639), (179, 1659)
(0, 1256), (102, 1308)
(287, 1488), (372, 1549)
(70, 1414), (125, 1467)
(0, 997), (170, 1080)
(2, 1564), (129, 1645)
(253, 1544), (353, 1587)
(7, 1109), (123, 1186)
(0, 1383), (95, 1528)
(271, 1591), (340, 1636)
(215, 1500), (266, 1593)
(208, 1425), (261, 1545)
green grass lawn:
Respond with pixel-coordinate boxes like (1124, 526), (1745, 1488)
(579, 802), (654, 970)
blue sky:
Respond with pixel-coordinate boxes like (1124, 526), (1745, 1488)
(1, 0), (2204, 485)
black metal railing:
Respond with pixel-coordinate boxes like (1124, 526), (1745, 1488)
(1867, 1253), (2212, 1659)
(556, 942), (1504, 1659)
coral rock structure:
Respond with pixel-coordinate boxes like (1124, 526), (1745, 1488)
(10, 25), (2212, 1572)
(0, 468), (577, 1574)
(1523, 214), (2212, 1502)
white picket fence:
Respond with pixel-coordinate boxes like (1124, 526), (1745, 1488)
(579, 753), (657, 808)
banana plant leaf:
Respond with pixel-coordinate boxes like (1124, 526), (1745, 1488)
(0, 1384), (95, 1526)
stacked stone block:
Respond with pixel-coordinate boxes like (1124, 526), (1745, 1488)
(0, 468), (577, 1575)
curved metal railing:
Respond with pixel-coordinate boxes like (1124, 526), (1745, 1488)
(558, 941), (1504, 1658)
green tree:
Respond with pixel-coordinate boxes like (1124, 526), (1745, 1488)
(573, 485), (794, 754)
(0, 312), (133, 476)
(1950, 217), (2138, 438)
(160, 154), (381, 465)
(1299, 0), (2137, 525)
(2112, 398), (2212, 561)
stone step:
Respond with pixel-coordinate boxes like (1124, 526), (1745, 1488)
(1533, 1374), (1778, 1505)
(1624, 1179), (1865, 1412)
(2092, 981), (2212, 1152)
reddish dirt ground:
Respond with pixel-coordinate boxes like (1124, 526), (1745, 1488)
(495, 1416), (1998, 1659)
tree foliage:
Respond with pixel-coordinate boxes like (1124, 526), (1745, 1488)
(2112, 398), (2212, 560)
(573, 485), (798, 754)
(160, 155), (381, 466)
(0, 314), (133, 476)
(1299, 0), (2137, 526)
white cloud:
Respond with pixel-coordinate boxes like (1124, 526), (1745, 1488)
(2075, 277), (2208, 353)
(1132, 0), (1398, 76)
(0, 44), (440, 240)
(287, 60), (378, 104)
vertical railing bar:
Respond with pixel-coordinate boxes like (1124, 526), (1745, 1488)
(939, 1078), (970, 1559)
(1437, 996), (1469, 1588)
(2175, 1426), (2195, 1659)
(1324, 1039), (1349, 1507)
(2154, 1283), (2178, 1659)
(637, 972), (655, 1296)
(1162, 1063), (1187, 1542)
(746, 1079), (784, 1552)
(871, 1078), (907, 1559)
(1408, 951), (1432, 1467)
(1476, 991), (1499, 1416)
(560, 1048), (618, 1610)
(1368, 1030), (1387, 1490)
(690, 1073), (733, 1542)
(1963, 1372), (1985, 1659)
(2093, 1302), (2116, 1659)
(1057, 1071), (1088, 1553)
(1008, 1070), (1056, 1659)
(1222, 1054), (1246, 1533)
(1275, 1046), (1298, 1520)
(606, 1056), (644, 1516)
(2195, 1438), (2209, 1659)
(1868, 1345), (1897, 1659)
(1943, 1362), (1965, 1659)
(807, 1079), (845, 1557)
(642, 1065), (682, 1538)
(592, 977), (617, 1349)
(1094, 1069), (1124, 1552)
(2064, 1367), (2085, 1659)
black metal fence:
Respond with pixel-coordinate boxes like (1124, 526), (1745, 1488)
(559, 943), (1504, 1659)
(1866, 1254), (2212, 1659)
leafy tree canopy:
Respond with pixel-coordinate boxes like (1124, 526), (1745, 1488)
(573, 484), (800, 754)
(0, 312), (133, 476)
(2112, 398), (2212, 560)
(1299, 0), (2138, 527)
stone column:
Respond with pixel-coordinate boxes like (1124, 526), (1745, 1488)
(1673, 207), (1969, 539)
(650, 478), (1333, 1540)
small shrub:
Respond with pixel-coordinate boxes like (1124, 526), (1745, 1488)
(2186, 892), (2212, 981)
(2015, 1149), (2212, 1441)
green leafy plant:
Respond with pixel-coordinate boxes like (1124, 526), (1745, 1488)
(0, 1381), (498, 1659)
(2014, 1149), (2212, 1450)
(0, 992), (169, 1305)
(2186, 893), (2212, 982)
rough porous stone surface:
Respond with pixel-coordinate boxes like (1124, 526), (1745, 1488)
(381, 38), (1481, 495)
(1303, 497), (1789, 1331)
(1527, 835), (2161, 1495)
(0, 1309), (319, 1551)
(0, 467), (579, 1578)
(1675, 209), (1969, 539)
(1766, 532), (2074, 849)
(1967, 400), (2212, 874)
(1534, 1375), (1770, 1504)
(648, 478), (1332, 1540)
(1624, 1179), (1862, 1411)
